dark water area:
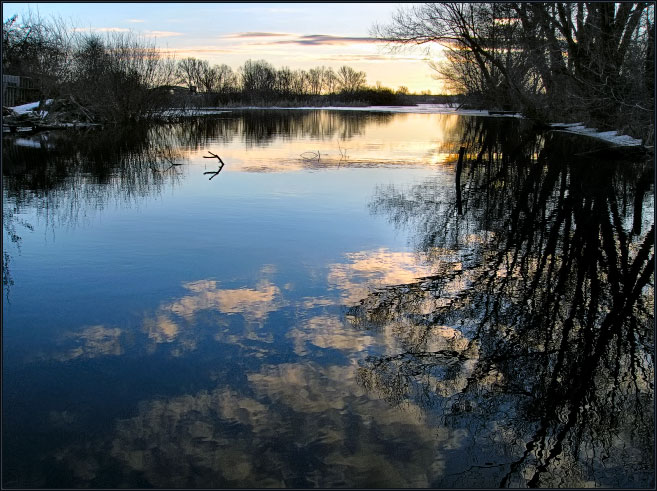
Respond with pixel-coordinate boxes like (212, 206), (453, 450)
(2, 110), (654, 488)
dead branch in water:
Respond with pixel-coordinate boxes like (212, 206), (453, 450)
(203, 150), (226, 166)
(203, 150), (225, 179)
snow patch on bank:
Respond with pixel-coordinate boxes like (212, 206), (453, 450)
(154, 108), (231, 117)
(549, 122), (643, 146)
(10, 99), (53, 117)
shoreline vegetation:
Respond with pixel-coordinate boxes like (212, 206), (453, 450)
(2, 12), (453, 127)
(3, 101), (648, 155)
(2, 4), (654, 149)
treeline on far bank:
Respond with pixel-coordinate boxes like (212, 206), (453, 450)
(161, 59), (456, 109)
(2, 13), (456, 124)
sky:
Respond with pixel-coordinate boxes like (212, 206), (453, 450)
(3, 2), (447, 93)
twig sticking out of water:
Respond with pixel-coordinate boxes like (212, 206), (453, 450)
(203, 150), (225, 180)
(203, 150), (225, 166)
(337, 141), (348, 160)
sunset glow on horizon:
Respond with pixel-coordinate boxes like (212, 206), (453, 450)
(3, 2), (448, 93)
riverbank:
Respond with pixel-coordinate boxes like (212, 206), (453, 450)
(3, 100), (649, 152)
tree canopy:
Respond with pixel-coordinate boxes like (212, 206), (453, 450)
(373, 2), (654, 143)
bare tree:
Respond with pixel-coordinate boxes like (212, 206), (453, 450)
(2, 11), (73, 97)
(213, 64), (237, 93)
(176, 57), (204, 91)
(195, 60), (216, 92)
(335, 65), (367, 92)
(373, 2), (654, 142)
(290, 69), (309, 95)
(322, 66), (337, 93)
(240, 59), (277, 99)
(274, 66), (293, 95)
(307, 67), (325, 95)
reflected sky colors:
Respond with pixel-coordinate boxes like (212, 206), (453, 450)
(3, 110), (652, 488)
(180, 111), (464, 172)
(106, 361), (450, 488)
(45, 246), (454, 363)
(2, 110), (475, 488)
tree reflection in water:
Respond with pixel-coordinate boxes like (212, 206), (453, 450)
(350, 118), (654, 487)
(2, 110), (396, 295)
(2, 125), (187, 297)
(154, 109), (395, 151)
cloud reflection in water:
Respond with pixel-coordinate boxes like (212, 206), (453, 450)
(28, 247), (468, 487)
(107, 361), (453, 488)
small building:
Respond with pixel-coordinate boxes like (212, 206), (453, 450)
(2, 75), (40, 107)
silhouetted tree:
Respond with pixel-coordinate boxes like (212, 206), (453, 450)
(336, 65), (367, 92)
(374, 2), (654, 142)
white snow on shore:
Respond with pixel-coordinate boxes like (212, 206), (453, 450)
(549, 122), (643, 146)
(154, 108), (231, 117)
(9, 99), (53, 117)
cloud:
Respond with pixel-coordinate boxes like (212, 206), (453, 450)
(143, 30), (183, 38)
(139, 270), (286, 353)
(71, 27), (130, 33)
(161, 47), (234, 55)
(71, 26), (181, 38)
(271, 34), (381, 46)
(224, 31), (291, 38)
(318, 54), (429, 63)
(145, 315), (180, 343)
(221, 32), (381, 46)
(125, 18), (145, 23)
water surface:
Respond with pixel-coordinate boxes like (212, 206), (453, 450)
(3, 110), (654, 488)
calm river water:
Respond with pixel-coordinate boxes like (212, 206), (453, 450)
(2, 109), (654, 488)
